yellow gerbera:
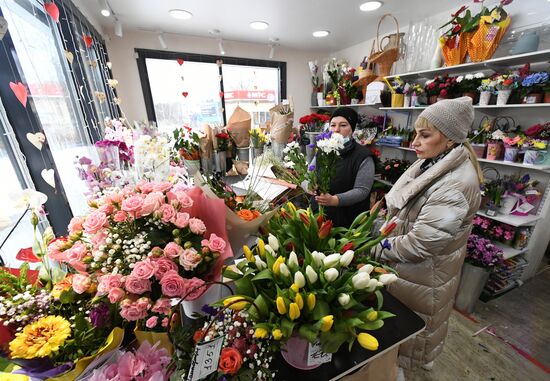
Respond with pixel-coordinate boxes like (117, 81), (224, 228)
(9, 316), (71, 359)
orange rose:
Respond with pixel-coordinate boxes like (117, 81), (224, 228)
(218, 347), (242, 375)
(236, 209), (260, 221)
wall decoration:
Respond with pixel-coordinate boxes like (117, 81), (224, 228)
(83, 34), (93, 48)
(9, 81), (28, 107)
(40, 168), (56, 189)
(219, 91), (224, 98)
(95, 91), (106, 103)
(182, 91), (189, 97)
(64, 50), (74, 64)
(26, 132), (46, 150)
(177, 58), (184, 65)
(44, 2), (60, 23)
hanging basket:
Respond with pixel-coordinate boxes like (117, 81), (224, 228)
(468, 17), (511, 62)
(439, 32), (471, 67)
(369, 14), (400, 78)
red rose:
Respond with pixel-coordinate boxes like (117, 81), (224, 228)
(193, 329), (204, 343)
(218, 347), (242, 375)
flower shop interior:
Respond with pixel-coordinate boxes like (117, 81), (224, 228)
(1, 0), (550, 380)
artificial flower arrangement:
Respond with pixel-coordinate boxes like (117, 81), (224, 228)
(134, 134), (172, 182)
(250, 127), (267, 149)
(214, 131), (230, 152)
(221, 201), (399, 354)
(456, 72), (485, 94)
(299, 113), (330, 133)
(524, 122), (550, 140)
(174, 126), (201, 160)
(520, 71), (549, 99)
(494, 73), (519, 91)
(478, 78), (497, 94)
(75, 155), (129, 197)
(502, 132), (525, 148)
(466, 234), (504, 269)
(352, 114), (386, 146)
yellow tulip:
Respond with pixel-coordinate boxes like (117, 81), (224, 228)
(307, 293), (316, 311)
(243, 245), (255, 263)
(320, 315), (334, 332)
(287, 201), (297, 214)
(257, 238), (265, 258)
(366, 310), (378, 321)
(290, 283), (299, 293)
(295, 293), (304, 310)
(288, 302), (300, 321)
(254, 327), (268, 339)
(358, 333), (379, 351)
(276, 297), (287, 315)
(272, 256), (285, 275)
(223, 297), (249, 311)
(272, 328), (283, 341)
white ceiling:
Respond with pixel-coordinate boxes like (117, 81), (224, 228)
(73, 0), (466, 52)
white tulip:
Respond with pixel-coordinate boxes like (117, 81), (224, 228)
(255, 256), (267, 270)
(366, 278), (379, 292)
(323, 253), (341, 268)
(268, 234), (279, 251)
(264, 244), (275, 256)
(306, 265), (318, 284)
(359, 264), (374, 274)
(280, 263), (290, 277)
(340, 250), (354, 267)
(294, 271), (306, 288)
(324, 268), (339, 282)
(312, 251), (326, 267)
(352, 272), (370, 290)
(338, 293), (351, 306)
(379, 273), (398, 285)
(288, 251), (299, 270)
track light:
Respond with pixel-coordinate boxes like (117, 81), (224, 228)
(268, 38), (279, 59)
(99, 0), (111, 17)
(158, 32), (167, 49)
(114, 19), (123, 37)
(218, 39), (225, 55)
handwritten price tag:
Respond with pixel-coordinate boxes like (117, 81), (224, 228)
(307, 340), (332, 367)
(187, 336), (224, 381)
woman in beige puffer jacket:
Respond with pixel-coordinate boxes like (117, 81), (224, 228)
(378, 97), (482, 372)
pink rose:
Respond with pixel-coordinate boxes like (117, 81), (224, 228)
(153, 181), (173, 193)
(122, 195), (144, 214)
(68, 216), (84, 234)
(158, 204), (176, 223)
(106, 192), (123, 204)
(206, 233), (226, 253)
(173, 212), (190, 228)
(182, 277), (206, 301)
(166, 191), (178, 205)
(120, 300), (148, 321)
(152, 257), (178, 280)
(83, 211), (108, 234)
(108, 287), (126, 303)
(66, 242), (88, 261)
(188, 218), (206, 235)
(164, 242), (183, 259)
(72, 274), (91, 294)
(141, 191), (165, 216)
(97, 274), (124, 295)
(131, 259), (156, 279)
(98, 204), (114, 215)
(113, 211), (128, 223)
(152, 298), (172, 315)
(145, 316), (159, 329)
(136, 297), (152, 310)
(159, 270), (186, 297)
(125, 275), (151, 294)
(176, 192), (194, 209)
(161, 317), (169, 327)
(47, 238), (68, 261)
(137, 181), (154, 194)
(179, 248), (202, 271)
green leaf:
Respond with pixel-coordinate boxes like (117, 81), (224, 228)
(375, 290), (384, 310)
(357, 320), (385, 330)
(311, 299), (330, 320)
(252, 269), (273, 282)
(280, 318), (296, 338)
(377, 310), (396, 320)
(235, 277), (255, 297)
(252, 294), (269, 318)
(328, 238), (336, 250)
(345, 317), (366, 329)
(319, 331), (351, 353)
(298, 324), (319, 343)
(59, 289), (76, 304)
(222, 268), (243, 280)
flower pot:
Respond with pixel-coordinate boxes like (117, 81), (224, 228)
(272, 142), (286, 159)
(544, 92), (550, 104)
(523, 149), (543, 165)
(496, 89), (512, 106)
(428, 95), (438, 105)
(236, 147), (250, 162)
(281, 335), (322, 370)
(471, 143), (487, 159)
(251, 146), (264, 162)
(184, 159), (201, 176)
(522, 92), (543, 104)
(462, 92), (477, 104)
(180, 282), (227, 319)
(479, 91), (491, 106)
(391, 93), (404, 107)
(305, 131), (321, 163)
(503, 146), (518, 162)
(486, 142), (502, 160)
(215, 151), (227, 175)
(411, 94), (418, 107)
(454, 262), (490, 314)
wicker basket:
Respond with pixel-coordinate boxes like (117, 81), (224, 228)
(468, 17), (511, 62)
(369, 14), (400, 78)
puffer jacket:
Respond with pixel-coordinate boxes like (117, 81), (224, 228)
(379, 145), (481, 370)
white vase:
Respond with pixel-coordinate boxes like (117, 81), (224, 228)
(496, 89), (512, 106)
(403, 94), (411, 107)
(215, 151), (227, 175)
(479, 91), (491, 106)
(316, 92), (324, 106)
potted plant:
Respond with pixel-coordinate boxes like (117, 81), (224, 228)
(477, 78), (497, 105)
(174, 126), (201, 175)
(494, 73), (519, 105)
(456, 72), (484, 102)
(523, 138), (547, 165)
(468, 118), (492, 158)
(424, 75), (456, 104)
(502, 133), (525, 162)
(249, 127), (267, 160)
(520, 71), (549, 104)
(482, 176), (505, 216)
(387, 76), (405, 107)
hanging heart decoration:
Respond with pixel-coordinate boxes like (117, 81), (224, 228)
(44, 2), (60, 23)
(107, 79), (119, 88)
(64, 50), (74, 64)
(9, 81), (28, 107)
(113, 97), (122, 105)
(182, 92), (189, 98)
(219, 91), (224, 98)
(26, 132), (46, 150)
(41, 168), (56, 189)
(177, 58), (184, 66)
(83, 34), (93, 48)
(95, 91), (106, 103)
(106, 61), (113, 70)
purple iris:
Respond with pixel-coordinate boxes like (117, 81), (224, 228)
(381, 239), (391, 250)
(308, 164), (316, 171)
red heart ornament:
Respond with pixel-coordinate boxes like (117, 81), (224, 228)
(44, 2), (60, 23)
(177, 58), (184, 66)
(182, 92), (189, 97)
(83, 34), (93, 48)
(9, 81), (28, 107)
(219, 91), (224, 98)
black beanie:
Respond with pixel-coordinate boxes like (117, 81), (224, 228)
(331, 107), (358, 131)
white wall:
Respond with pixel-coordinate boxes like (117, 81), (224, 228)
(105, 30), (325, 123)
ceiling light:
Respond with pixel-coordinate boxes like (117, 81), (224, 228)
(359, 1), (382, 11)
(114, 19), (123, 37)
(218, 40), (225, 55)
(158, 33), (167, 49)
(250, 21), (269, 30)
(99, 0), (110, 17)
(312, 30), (330, 38)
(169, 9), (193, 20)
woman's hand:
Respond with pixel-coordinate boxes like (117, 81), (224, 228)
(315, 193), (339, 207)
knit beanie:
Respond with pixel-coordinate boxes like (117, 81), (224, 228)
(417, 96), (474, 143)
(331, 107), (358, 131)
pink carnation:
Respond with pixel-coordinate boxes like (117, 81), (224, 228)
(120, 299), (149, 321)
(141, 191), (165, 216)
(158, 204), (176, 223)
(131, 259), (156, 279)
(83, 211), (108, 234)
(206, 233), (226, 253)
(152, 257), (178, 280)
(125, 275), (152, 294)
(173, 212), (190, 228)
(108, 287), (126, 303)
(68, 216), (84, 234)
(159, 270), (186, 297)
(145, 316), (159, 329)
(164, 242), (183, 259)
(153, 181), (173, 193)
(72, 274), (91, 294)
(113, 210), (128, 222)
(106, 192), (123, 204)
(97, 274), (124, 295)
(152, 298), (172, 315)
(179, 248), (202, 271)
(188, 218), (206, 235)
(122, 195), (144, 214)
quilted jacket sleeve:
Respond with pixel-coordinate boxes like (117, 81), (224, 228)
(381, 187), (469, 263)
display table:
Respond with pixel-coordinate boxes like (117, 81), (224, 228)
(274, 290), (425, 381)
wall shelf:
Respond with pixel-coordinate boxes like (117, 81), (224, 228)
(476, 210), (540, 227)
(310, 104), (378, 110)
(477, 158), (550, 172)
(380, 103), (550, 112)
(493, 242), (527, 260)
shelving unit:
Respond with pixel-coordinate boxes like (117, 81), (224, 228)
(379, 104), (550, 111)
(493, 242), (528, 260)
(475, 210), (540, 227)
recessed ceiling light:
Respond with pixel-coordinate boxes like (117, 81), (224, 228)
(250, 21), (269, 30)
(359, 1), (383, 12)
(169, 9), (193, 20)
(312, 30), (330, 38)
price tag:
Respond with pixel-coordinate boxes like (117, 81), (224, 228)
(307, 340), (332, 367)
(187, 335), (224, 381)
